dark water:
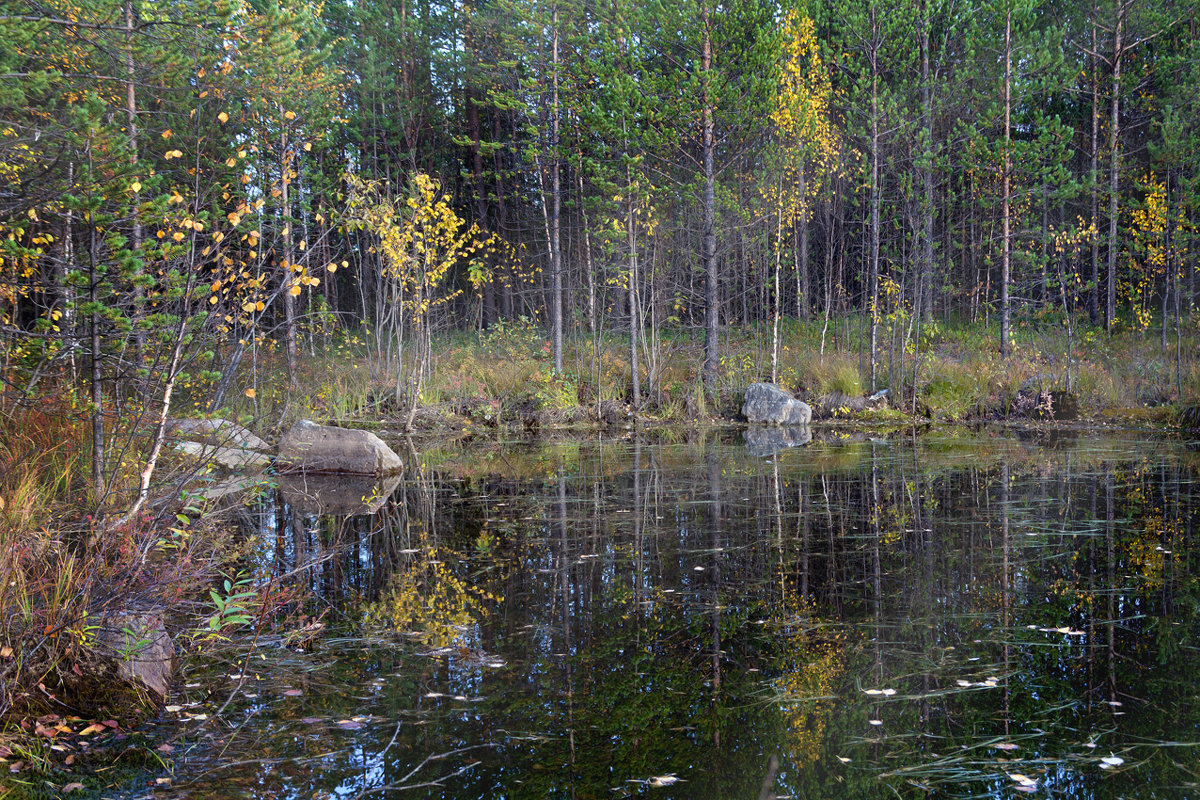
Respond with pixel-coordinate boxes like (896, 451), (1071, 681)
(144, 429), (1200, 799)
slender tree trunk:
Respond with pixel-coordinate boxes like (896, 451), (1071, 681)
(468, 91), (495, 328)
(280, 113), (298, 389)
(125, 0), (146, 357)
(578, 169), (597, 334)
(1106, 2), (1125, 331)
(1089, 9), (1101, 324)
(1000, 4), (1012, 357)
(920, 0), (935, 321)
(701, 5), (719, 389)
(797, 165), (810, 319)
(868, 13), (882, 388)
(549, 9), (563, 374)
(772, 182), (783, 383)
(86, 145), (106, 503)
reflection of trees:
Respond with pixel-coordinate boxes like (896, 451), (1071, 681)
(230, 433), (1200, 799)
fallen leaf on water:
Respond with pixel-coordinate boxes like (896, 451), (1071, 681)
(1008, 773), (1037, 787)
(164, 705), (183, 713)
(648, 774), (679, 787)
(956, 680), (972, 687)
(994, 743), (1019, 751)
(77, 724), (105, 736)
(837, 756), (852, 763)
(299, 717), (322, 724)
(868, 719), (883, 726)
(283, 689), (303, 697)
(336, 720), (363, 730)
(1100, 755), (1125, 768)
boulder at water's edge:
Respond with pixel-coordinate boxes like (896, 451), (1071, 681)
(277, 420), (402, 474)
(742, 382), (812, 425)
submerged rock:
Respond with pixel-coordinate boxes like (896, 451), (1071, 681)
(277, 420), (403, 474)
(742, 382), (812, 425)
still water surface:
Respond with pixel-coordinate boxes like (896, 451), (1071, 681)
(149, 429), (1200, 799)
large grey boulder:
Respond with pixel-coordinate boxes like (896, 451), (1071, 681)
(94, 612), (173, 702)
(742, 382), (812, 425)
(277, 420), (403, 474)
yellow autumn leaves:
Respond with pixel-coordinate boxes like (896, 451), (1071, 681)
(766, 9), (841, 224)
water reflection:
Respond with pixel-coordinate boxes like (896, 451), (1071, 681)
(155, 431), (1200, 800)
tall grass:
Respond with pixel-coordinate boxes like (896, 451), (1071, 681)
(179, 313), (1200, 427)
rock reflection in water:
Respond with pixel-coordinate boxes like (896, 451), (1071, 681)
(743, 424), (812, 457)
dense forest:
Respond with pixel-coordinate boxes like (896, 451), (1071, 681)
(0, 0), (1197, 493)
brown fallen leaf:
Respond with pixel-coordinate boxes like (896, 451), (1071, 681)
(283, 689), (303, 697)
(62, 782), (85, 793)
(335, 720), (363, 730)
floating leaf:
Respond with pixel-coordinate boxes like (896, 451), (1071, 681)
(647, 774), (679, 787)
(994, 743), (1019, 751)
(1008, 773), (1037, 787)
(336, 720), (363, 730)
(283, 689), (303, 697)
(1100, 755), (1125, 768)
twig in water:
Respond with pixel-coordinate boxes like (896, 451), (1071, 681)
(353, 744), (496, 798)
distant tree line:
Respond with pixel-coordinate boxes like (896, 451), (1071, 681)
(1, 0), (1196, 422)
